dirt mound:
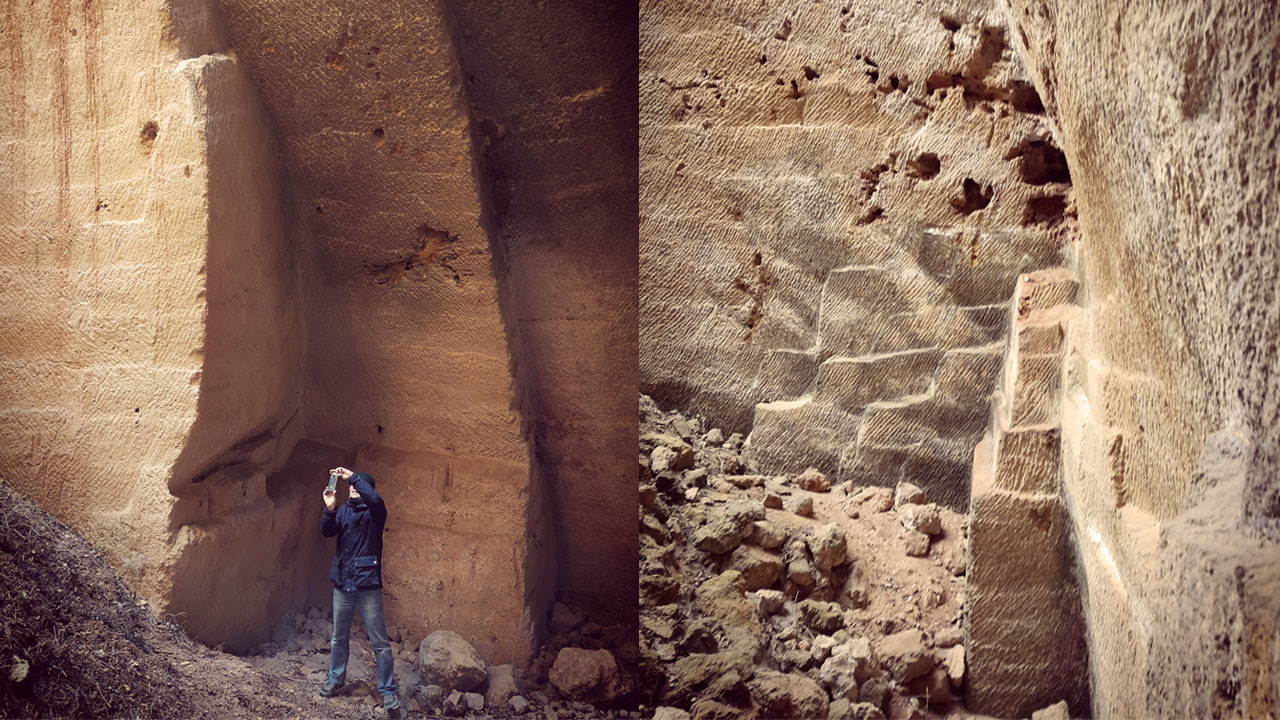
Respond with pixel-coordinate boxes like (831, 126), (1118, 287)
(0, 480), (198, 718)
(0, 481), (387, 720)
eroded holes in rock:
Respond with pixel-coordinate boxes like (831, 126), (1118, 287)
(1023, 194), (1067, 225)
(752, 252), (762, 266)
(139, 120), (158, 149)
(967, 26), (1007, 80)
(860, 163), (889, 199)
(803, 66), (820, 81)
(952, 178), (992, 214)
(906, 153), (941, 180)
(315, 205), (324, 215)
(1005, 140), (1070, 185)
(368, 224), (462, 286)
(1010, 80), (1046, 113)
(775, 19), (792, 41)
(183, 165), (191, 178)
(376, 424), (384, 434)
(857, 206), (885, 225)
(789, 79), (801, 99)
(940, 15), (961, 31)
(372, 127), (385, 144)
(758, 54), (767, 64)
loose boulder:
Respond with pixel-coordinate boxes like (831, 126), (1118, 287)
(417, 630), (487, 692)
(548, 647), (630, 705)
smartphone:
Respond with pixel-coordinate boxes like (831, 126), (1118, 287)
(326, 472), (338, 493)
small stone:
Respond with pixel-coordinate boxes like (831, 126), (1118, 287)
(693, 500), (765, 555)
(749, 519), (786, 550)
(671, 445), (697, 471)
(685, 467), (708, 486)
(887, 695), (925, 720)
(748, 671), (830, 719)
(751, 589), (786, 616)
(904, 531), (930, 557)
(795, 467), (831, 492)
(725, 474), (765, 489)
(843, 565), (870, 608)
(685, 486), (700, 502)
(729, 545), (783, 591)
(894, 481), (926, 508)
(653, 707), (692, 720)
(1031, 700), (1070, 720)
(784, 494), (814, 517)
(443, 689), (466, 716)
(857, 676), (890, 711)
(853, 486), (894, 513)
(807, 523), (848, 570)
(819, 637), (876, 700)
(509, 695), (530, 714)
(650, 445), (677, 474)
(724, 433), (745, 450)
(672, 416), (693, 440)
(797, 599), (845, 634)
(897, 504), (942, 536)
(764, 492), (784, 510)
(943, 543), (967, 575)
(549, 602), (582, 634)
(935, 625), (963, 648)
(830, 699), (887, 720)
(811, 634), (837, 663)
(784, 540), (816, 587)
(876, 628), (934, 682)
(703, 428), (725, 446)
(484, 664), (521, 708)
(463, 692), (484, 711)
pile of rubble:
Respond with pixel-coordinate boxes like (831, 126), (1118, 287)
(639, 395), (979, 720)
(253, 601), (639, 718)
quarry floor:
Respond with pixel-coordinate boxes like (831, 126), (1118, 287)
(0, 482), (639, 720)
(639, 395), (1011, 720)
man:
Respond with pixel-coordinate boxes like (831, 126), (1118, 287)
(320, 466), (400, 717)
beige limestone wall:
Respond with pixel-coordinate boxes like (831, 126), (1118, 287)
(640, 0), (1072, 507)
(209, 0), (548, 662)
(442, 1), (639, 624)
(2, 0), (640, 665)
(0, 0), (323, 652)
(1000, 0), (1280, 716)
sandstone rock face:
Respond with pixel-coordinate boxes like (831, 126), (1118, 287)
(641, 0), (1071, 508)
(965, 270), (1088, 717)
(2, 0), (636, 662)
(998, 2), (1280, 717)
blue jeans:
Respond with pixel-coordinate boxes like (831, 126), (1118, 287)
(327, 587), (397, 705)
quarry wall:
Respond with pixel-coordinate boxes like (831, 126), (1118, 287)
(640, 0), (1073, 508)
(999, 1), (1280, 716)
(1, 0), (637, 664)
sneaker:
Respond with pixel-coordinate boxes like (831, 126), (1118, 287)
(319, 680), (345, 698)
(384, 698), (402, 719)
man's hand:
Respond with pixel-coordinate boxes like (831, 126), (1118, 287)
(323, 489), (337, 511)
(330, 467), (354, 480)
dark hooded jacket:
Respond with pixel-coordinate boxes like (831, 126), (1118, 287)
(321, 472), (387, 591)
